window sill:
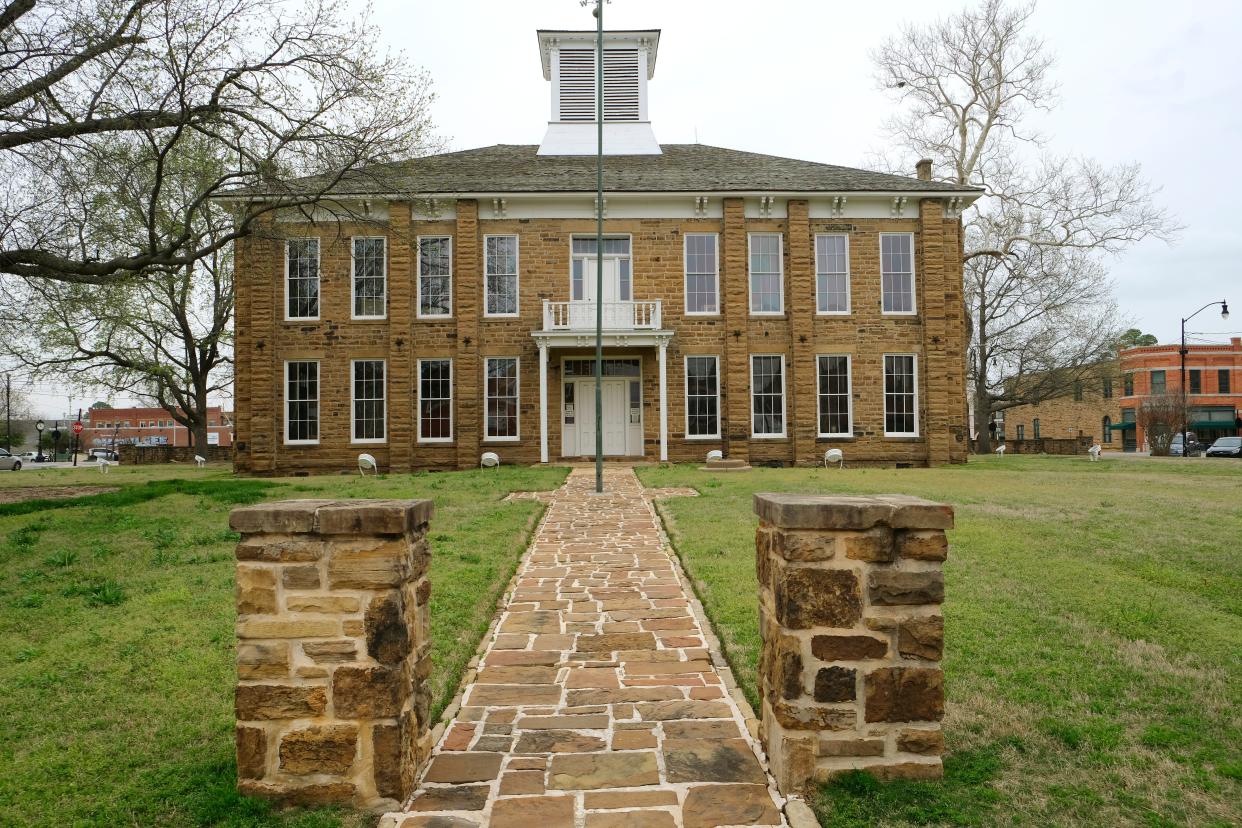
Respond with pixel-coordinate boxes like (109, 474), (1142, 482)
(750, 435), (789, 441)
(351, 316), (387, 323)
(416, 315), (453, 321)
(351, 440), (387, 445)
(816, 311), (852, 317)
(417, 439), (455, 445)
(882, 435), (923, 441)
(816, 435), (855, 441)
(484, 313), (521, 319)
(283, 441), (320, 447)
(483, 437), (520, 444)
(684, 435), (722, 441)
(684, 312), (721, 319)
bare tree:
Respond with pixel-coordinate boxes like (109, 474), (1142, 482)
(0, 0), (438, 286)
(1137, 393), (1185, 456)
(873, 0), (1180, 451)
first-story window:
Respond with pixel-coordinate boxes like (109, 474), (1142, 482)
(685, 355), (720, 438)
(485, 357), (519, 439)
(352, 237), (386, 318)
(485, 235), (519, 315)
(1033, 418), (1041, 439)
(286, 238), (320, 319)
(352, 360), (386, 442)
(748, 234), (783, 314)
(684, 234), (719, 314)
(1017, 424), (1025, 440)
(815, 235), (850, 313)
(285, 360), (319, 444)
(418, 359), (453, 442)
(880, 233), (915, 314)
(418, 236), (452, 317)
(751, 355), (785, 437)
(1102, 416), (1112, 444)
(883, 354), (918, 435)
(816, 355), (851, 437)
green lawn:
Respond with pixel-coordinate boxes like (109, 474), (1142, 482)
(0, 463), (567, 828)
(637, 456), (1241, 828)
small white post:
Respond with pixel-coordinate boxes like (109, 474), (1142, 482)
(538, 340), (549, 464)
(658, 340), (668, 462)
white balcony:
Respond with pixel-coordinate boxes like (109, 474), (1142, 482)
(542, 300), (662, 332)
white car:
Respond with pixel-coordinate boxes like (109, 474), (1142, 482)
(0, 448), (23, 470)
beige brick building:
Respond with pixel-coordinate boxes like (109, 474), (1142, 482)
(228, 28), (981, 475)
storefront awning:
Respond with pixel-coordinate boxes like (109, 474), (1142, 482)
(1189, 420), (1238, 430)
(1108, 422), (1136, 430)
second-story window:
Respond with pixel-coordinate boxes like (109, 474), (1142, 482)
(286, 238), (319, 319)
(1151, 370), (1166, 395)
(485, 235), (519, 316)
(749, 233), (783, 314)
(1124, 373), (1134, 396)
(1219, 368), (1231, 394)
(815, 235), (850, 314)
(1189, 369), (1201, 394)
(1102, 376), (1113, 399)
(684, 234), (719, 314)
(418, 236), (452, 318)
(352, 237), (386, 319)
(880, 233), (915, 314)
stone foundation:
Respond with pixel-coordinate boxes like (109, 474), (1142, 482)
(230, 499), (435, 809)
(754, 492), (952, 792)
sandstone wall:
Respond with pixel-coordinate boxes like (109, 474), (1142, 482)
(754, 492), (951, 792)
(230, 498), (434, 809)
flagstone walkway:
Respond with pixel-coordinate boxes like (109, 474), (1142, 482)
(388, 467), (786, 828)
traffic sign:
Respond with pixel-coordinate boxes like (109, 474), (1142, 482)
(72, 421), (83, 435)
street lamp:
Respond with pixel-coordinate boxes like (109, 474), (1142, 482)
(581, 0), (608, 493)
(1180, 299), (1229, 457)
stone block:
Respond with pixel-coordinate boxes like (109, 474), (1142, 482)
(285, 594), (360, 613)
(897, 530), (948, 561)
(303, 640), (357, 663)
(279, 724), (358, 774)
(282, 564), (321, 589)
(235, 684), (327, 720)
(236, 618), (340, 639)
(818, 737), (885, 757)
(810, 634), (888, 661)
(770, 700), (855, 731)
(333, 666), (402, 718)
(898, 616), (944, 660)
(841, 528), (895, 562)
(237, 642), (289, 679)
(764, 631), (803, 701)
(230, 500), (334, 534)
(366, 591), (411, 665)
(774, 566), (861, 629)
(236, 725), (267, 778)
(864, 667), (944, 722)
(236, 566), (277, 615)
(681, 784), (781, 828)
(315, 499), (433, 536)
(327, 538), (409, 589)
(897, 728), (945, 755)
(772, 530), (838, 561)
(813, 666), (856, 703)
(868, 570), (944, 605)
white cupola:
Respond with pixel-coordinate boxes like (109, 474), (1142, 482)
(536, 29), (662, 156)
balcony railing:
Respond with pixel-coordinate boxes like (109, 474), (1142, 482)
(542, 300), (662, 332)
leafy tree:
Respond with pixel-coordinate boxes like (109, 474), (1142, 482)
(873, 0), (1179, 452)
(1118, 328), (1158, 349)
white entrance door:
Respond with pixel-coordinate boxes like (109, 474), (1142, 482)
(576, 379), (628, 456)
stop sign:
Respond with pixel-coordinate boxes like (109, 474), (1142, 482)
(72, 421), (83, 435)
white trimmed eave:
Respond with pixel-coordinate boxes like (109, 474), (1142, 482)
(532, 329), (675, 349)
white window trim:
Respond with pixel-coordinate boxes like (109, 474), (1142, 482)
(417, 358), (454, 444)
(683, 233), (720, 316)
(749, 353), (787, 439)
(683, 354), (721, 440)
(816, 353), (853, 438)
(483, 356), (521, 443)
(416, 235), (453, 319)
(350, 236), (387, 320)
(748, 233), (784, 316)
(879, 233), (917, 316)
(350, 359), (387, 444)
(814, 233), (851, 315)
(283, 359), (320, 445)
(882, 352), (920, 437)
(284, 238), (320, 322)
(484, 234), (520, 318)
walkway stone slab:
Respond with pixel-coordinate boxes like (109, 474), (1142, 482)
(391, 468), (785, 826)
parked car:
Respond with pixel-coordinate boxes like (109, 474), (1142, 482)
(1169, 433), (1203, 457)
(20, 451), (36, 461)
(0, 448), (22, 470)
(88, 448), (119, 461)
(1205, 436), (1242, 458)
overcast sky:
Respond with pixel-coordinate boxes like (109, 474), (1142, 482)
(20, 0), (1241, 417)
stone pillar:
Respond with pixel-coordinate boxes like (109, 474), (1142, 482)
(753, 493), (951, 792)
(721, 197), (750, 462)
(230, 499), (435, 809)
(387, 202), (415, 472)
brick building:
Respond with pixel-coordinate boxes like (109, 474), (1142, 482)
(85, 405), (234, 448)
(1116, 338), (1242, 451)
(227, 27), (981, 475)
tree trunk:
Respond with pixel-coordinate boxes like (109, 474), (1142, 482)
(973, 373), (993, 455)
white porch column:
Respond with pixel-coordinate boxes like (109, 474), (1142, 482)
(658, 340), (668, 462)
(538, 340), (549, 464)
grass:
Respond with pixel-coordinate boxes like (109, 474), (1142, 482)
(637, 456), (1241, 828)
(0, 463), (567, 828)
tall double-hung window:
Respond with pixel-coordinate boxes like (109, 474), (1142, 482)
(485, 357), (519, 440)
(684, 234), (719, 314)
(815, 235), (850, 314)
(418, 359), (453, 442)
(685, 356), (720, 438)
(883, 354), (918, 435)
(485, 235), (519, 316)
(286, 238), (319, 319)
(750, 355), (785, 437)
(748, 234), (783, 314)
(284, 360), (319, 444)
(351, 237), (386, 319)
(880, 234), (915, 314)
(817, 355), (852, 437)
(417, 236), (452, 317)
(351, 360), (386, 442)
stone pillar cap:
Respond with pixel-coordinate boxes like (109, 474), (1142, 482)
(754, 493), (953, 530)
(230, 498), (434, 535)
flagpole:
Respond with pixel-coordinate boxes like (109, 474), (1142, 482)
(592, 0), (604, 493)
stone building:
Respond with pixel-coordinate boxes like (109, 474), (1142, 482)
(998, 364), (1122, 451)
(226, 27), (981, 474)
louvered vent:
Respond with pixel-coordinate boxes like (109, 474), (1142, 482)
(557, 48), (641, 122)
(558, 49), (596, 121)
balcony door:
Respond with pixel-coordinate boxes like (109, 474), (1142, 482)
(571, 237), (632, 329)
